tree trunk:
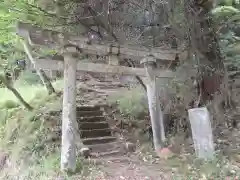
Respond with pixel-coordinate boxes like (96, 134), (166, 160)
(0, 75), (33, 111)
(22, 40), (56, 95)
(183, 0), (225, 105)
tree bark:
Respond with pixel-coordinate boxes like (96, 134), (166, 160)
(183, 0), (225, 105)
(0, 75), (33, 111)
(22, 40), (56, 95)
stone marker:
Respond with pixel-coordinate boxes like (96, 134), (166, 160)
(188, 107), (215, 159)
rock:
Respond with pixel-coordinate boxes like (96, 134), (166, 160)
(0, 152), (8, 170)
(237, 122), (240, 129)
(56, 176), (65, 180)
(79, 147), (91, 158)
(229, 169), (236, 175)
(125, 142), (136, 152)
(156, 147), (175, 159)
(232, 153), (240, 162)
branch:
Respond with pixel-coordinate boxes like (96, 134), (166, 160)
(26, 3), (67, 19)
(22, 40), (56, 95)
(86, 5), (118, 41)
(0, 74), (33, 111)
(123, 58), (147, 91)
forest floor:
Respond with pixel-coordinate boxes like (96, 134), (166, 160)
(62, 73), (240, 180)
(0, 73), (239, 179)
(79, 154), (174, 180)
(65, 142), (240, 180)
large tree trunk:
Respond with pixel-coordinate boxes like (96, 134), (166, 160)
(0, 75), (33, 111)
(22, 40), (56, 95)
(183, 0), (225, 106)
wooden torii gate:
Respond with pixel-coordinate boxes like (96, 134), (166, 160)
(16, 21), (179, 172)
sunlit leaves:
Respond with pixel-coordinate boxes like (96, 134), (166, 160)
(212, 2), (240, 70)
(0, 0), (59, 69)
(212, 6), (239, 17)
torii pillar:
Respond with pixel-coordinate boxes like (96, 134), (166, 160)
(141, 56), (165, 152)
(61, 46), (79, 172)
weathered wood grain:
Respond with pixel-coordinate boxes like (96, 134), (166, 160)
(61, 47), (78, 172)
(16, 21), (179, 61)
(143, 56), (166, 152)
(34, 59), (174, 78)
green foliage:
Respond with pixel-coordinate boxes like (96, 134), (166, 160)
(108, 87), (148, 118)
(211, 1), (240, 74)
(212, 6), (239, 17)
(166, 154), (240, 179)
(0, 0), (65, 70)
(0, 80), (63, 179)
(18, 152), (61, 179)
(17, 70), (42, 85)
(0, 80), (54, 106)
(0, 100), (19, 109)
(217, 0), (240, 6)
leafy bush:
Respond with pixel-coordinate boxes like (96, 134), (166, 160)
(0, 100), (19, 109)
(108, 87), (148, 118)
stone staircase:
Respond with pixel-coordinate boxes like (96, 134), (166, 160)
(73, 73), (136, 158)
(76, 105), (129, 158)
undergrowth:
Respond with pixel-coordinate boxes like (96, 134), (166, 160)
(108, 86), (148, 118)
(107, 85), (240, 179)
(165, 154), (240, 179)
(0, 79), (65, 179)
(0, 78), (239, 179)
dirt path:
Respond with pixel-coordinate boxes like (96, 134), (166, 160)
(94, 160), (169, 179)
(76, 153), (176, 180)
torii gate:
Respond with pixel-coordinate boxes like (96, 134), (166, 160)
(16, 21), (180, 172)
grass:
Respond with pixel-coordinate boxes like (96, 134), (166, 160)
(163, 153), (240, 179)
(106, 86), (240, 179)
(0, 81), (149, 179)
(0, 79), (63, 109)
(0, 78), (101, 180)
(0, 79), (65, 179)
(108, 86), (148, 118)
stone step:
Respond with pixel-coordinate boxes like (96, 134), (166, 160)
(81, 156), (131, 165)
(78, 122), (109, 130)
(76, 110), (103, 117)
(77, 104), (108, 111)
(92, 84), (124, 89)
(229, 114), (240, 119)
(86, 141), (123, 153)
(91, 150), (126, 158)
(91, 82), (123, 86)
(77, 116), (106, 123)
(82, 136), (116, 145)
(80, 129), (112, 138)
(76, 106), (101, 112)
